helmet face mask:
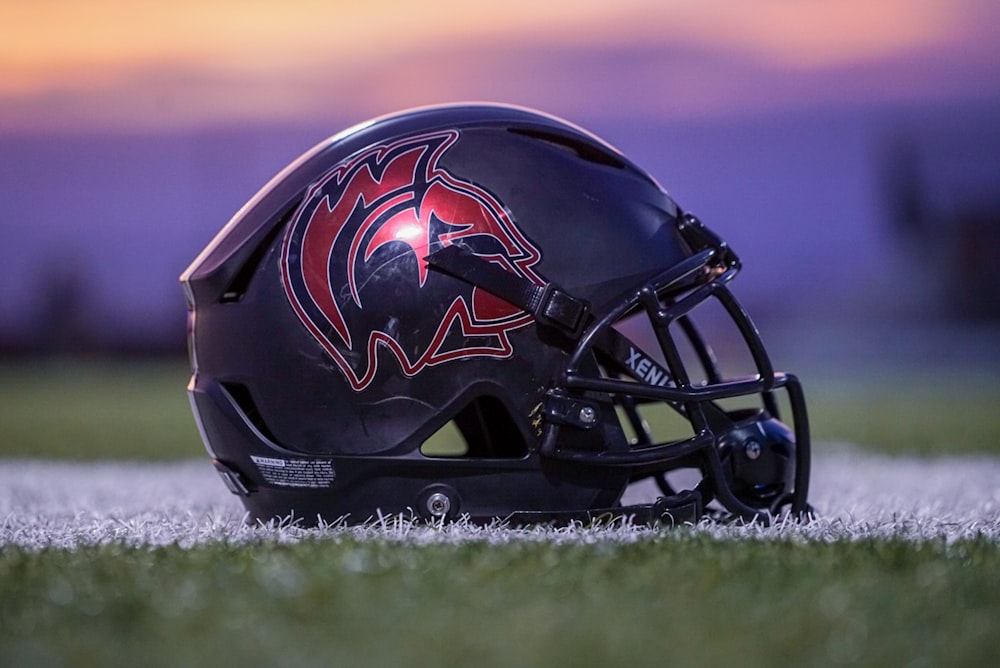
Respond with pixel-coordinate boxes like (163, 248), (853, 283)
(181, 103), (810, 527)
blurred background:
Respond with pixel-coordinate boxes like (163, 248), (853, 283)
(2, 0), (999, 382)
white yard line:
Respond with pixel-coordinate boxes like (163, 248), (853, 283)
(1, 446), (998, 548)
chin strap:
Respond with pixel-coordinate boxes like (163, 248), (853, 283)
(499, 489), (703, 528)
(425, 245), (591, 338)
(426, 244), (667, 373)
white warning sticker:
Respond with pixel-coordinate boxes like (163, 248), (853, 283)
(250, 455), (336, 489)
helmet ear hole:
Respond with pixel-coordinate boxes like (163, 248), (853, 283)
(420, 395), (529, 459)
(420, 420), (467, 457)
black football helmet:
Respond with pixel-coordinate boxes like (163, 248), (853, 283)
(181, 103), (810, 526)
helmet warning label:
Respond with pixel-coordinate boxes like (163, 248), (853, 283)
(250, 455), (336, 489)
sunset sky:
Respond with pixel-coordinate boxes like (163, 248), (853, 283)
(3, 0), (999, 133)
(2, 0), (1000, 354)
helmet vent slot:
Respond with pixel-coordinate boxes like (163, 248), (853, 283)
(220, 206), (295, 303)
(220, 381), (281, 444)
(420, 395), (529, 459)
(508, 127), (627, 169)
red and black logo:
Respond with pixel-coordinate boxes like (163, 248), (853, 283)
(280, 130), (543, 391)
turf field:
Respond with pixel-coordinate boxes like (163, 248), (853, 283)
(1, 360), (998, 667)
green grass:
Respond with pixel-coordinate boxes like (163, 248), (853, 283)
(808, 382), (1000, 456)
(2, 535), (997, 667)
(0, 360), (203, 460)
(1, 359), (997, 459)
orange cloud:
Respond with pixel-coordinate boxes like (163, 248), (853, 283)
(1, 0), (996, 132)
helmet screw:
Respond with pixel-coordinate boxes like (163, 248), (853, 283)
(426, 492), (451, 518)
(744, 439), (762, 461)
(578, 406), (598, 425)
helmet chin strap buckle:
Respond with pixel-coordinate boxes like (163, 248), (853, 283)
(534, 283), (590, 339)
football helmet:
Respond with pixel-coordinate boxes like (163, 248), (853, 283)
(181, 103), (810, 526)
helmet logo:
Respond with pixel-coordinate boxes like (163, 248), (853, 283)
(281, 130), (543, 391)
